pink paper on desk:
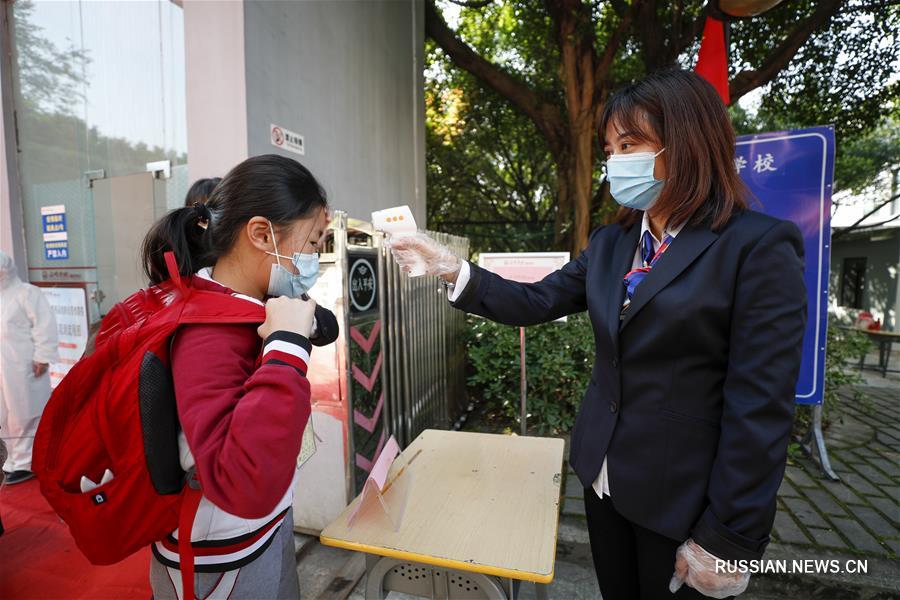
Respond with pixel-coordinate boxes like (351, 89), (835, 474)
(370, 436), (400, 489)
(347, 435), (400, 524)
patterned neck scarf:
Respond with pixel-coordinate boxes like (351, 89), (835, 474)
(622, 230), (673, 308)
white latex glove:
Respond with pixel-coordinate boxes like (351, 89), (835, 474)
(385, 232), (462, 279)
(669, 539), (750, 598)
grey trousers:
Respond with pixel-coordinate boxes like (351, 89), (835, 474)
(150, 508), (300, 600)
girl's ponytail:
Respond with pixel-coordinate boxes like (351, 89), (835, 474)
(141, 202), (213, 285)
(142, 154), (327, 286)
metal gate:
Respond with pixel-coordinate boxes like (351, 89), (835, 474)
(378, 230), (469, 448)
(331, 214), (468, 492)
(294, 213), (469, 528)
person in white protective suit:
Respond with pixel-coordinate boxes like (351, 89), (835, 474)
(0, 251), (58, 485)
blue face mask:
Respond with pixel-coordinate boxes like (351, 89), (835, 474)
(604, 148), (666, 211)
(266, 222), (320, 298)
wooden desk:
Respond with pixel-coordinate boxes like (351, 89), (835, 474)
(320, 429), (565, 599)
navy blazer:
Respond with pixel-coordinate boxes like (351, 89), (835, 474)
(452, 209), (807, 561)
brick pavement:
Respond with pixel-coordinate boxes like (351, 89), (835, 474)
(560, 384), (898, 561)
(558, 372), (899, 596)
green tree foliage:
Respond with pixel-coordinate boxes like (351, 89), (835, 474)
(426, 0), (900, 252)
(832, 118), (900, 197)
(792, 322), (872, 442)
(734, 3), (899, 143)
(427, 44), (561, 252)
(464, 313), (595, 434)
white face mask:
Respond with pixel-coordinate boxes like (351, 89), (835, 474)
(264, 222), (320, 298)
(604, 148), (666, 211)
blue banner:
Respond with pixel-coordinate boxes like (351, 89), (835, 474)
(42, 212), (67, 234)
(44, 241), (69, 260)
(735, 126), (834, 405)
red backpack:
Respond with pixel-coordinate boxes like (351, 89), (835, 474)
(32, 252), (265, 599)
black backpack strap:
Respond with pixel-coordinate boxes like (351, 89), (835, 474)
(138, 349), (183, 495)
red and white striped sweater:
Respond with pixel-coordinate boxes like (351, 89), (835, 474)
(152, 269), (312, 572)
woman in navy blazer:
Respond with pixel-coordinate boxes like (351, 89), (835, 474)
(390, 70), (807, 599)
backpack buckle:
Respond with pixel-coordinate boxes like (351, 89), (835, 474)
(184, 468), (201, 491)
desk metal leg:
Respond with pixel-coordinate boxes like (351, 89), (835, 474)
(506, 577), (548, 600)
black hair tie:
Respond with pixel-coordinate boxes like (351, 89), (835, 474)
(192, 202), (211, 230)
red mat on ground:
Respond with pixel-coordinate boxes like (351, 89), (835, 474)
(0, 479), (150, 599)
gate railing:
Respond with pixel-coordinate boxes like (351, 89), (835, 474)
(376, 231), (469, 447)
(333, 213), (469, 493)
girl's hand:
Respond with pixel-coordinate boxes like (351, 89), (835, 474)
(258, 295), (317, 340)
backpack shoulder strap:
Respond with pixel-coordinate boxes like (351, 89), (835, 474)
(162, 251), (264, 325)
(178, 291), (266, 326)
(164, 252), (187, 295)
(178, 470), (203, 600)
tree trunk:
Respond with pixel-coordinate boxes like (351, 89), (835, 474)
(553, 155), (573, 249)
(425, 0), (848, 253)
(549, 0), (598, 253)
(552, 124), (594, 254)
(570, 119), (595, 253)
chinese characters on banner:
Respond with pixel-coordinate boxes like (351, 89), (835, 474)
(734, 152), (780, 175)
(735, 126), (835, 405)
(39, 287), (89, 388)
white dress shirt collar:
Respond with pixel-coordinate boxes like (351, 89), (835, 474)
(640, 211), (685, 247)
(195, 267), (265, 306)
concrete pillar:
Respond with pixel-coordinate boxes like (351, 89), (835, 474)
(183, 0), (250, 181)
(184, 0), (425, 224)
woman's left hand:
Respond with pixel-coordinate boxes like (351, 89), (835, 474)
(669, 538), (750, 598)
(386, 233), (461, 282)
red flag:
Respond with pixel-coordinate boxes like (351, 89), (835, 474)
(694, 16), (730, 104)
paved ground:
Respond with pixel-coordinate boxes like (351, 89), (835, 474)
(296, 349), (899, 598)
(775, 385), (899, 559)
(558, 355), (900, 599)
(563, 382), (899, 555)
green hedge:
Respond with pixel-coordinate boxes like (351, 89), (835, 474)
(464, 313), (595, 434)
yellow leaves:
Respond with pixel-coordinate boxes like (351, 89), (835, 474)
(427, 86), (469, 144)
